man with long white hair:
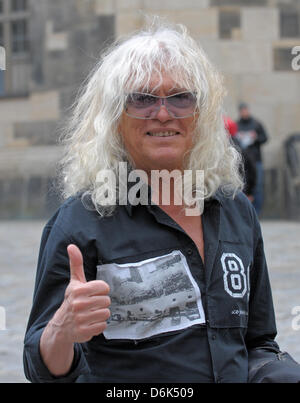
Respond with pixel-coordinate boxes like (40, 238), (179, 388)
(24, 21), (300, 383)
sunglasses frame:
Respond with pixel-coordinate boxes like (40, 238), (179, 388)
(124, 91), (198, 120)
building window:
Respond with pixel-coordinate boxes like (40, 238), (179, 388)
(11, 0), (28, 12)
(280, 9), (300, 38)
(273, 47), (294, 71)
(0, 22), (3, 46)
(0, 71), (4, 95)
(0, 0), (30, 97)
(219, 9), (241, 39)
(11, 18), (28, 53)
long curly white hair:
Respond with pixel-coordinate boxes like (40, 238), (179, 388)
(58, 19), (243, 215)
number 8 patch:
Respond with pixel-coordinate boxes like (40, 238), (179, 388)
(221, 253), (248, 298)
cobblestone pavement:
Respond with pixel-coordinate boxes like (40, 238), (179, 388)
(0, 220), (299, 383)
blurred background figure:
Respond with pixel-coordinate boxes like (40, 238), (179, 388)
(224, 116), (256, 203)
(236, 103), (268, 216)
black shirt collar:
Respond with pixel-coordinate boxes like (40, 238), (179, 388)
(124, 185), (223, 217)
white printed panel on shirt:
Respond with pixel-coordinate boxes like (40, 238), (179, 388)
(96, 250), (205, 340)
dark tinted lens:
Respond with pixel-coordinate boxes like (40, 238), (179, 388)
(167, 92), (196, 109)
(126, 93), (157, 109)
(125, 91), (197, 119)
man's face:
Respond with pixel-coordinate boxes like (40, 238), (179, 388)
(118, 72), (198, 173)
(239, 107), (250, 119)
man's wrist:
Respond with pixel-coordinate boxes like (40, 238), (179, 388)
(40, 313), (75, 377)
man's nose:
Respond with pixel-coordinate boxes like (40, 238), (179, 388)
(154, 99), (173, 122)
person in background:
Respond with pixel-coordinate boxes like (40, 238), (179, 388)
(224, 116), (256, 203)
(236, 103), (268, 216)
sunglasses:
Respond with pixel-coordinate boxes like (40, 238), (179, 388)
(125, 91), (197, 119)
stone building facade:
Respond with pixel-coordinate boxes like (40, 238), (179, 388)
(0, 0), (299, 219)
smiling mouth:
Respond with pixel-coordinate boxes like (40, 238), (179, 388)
(146, 131), (181, 137)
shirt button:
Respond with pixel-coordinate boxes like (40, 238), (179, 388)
(211, 334), (217, 340)
(187, 248), (193, 256)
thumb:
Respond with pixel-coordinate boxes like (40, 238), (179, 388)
(67, 244), (86, 283)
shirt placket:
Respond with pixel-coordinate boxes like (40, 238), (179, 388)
(147, 201), (223, 383)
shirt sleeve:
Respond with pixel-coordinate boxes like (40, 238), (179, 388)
(23, 222), (91, 383)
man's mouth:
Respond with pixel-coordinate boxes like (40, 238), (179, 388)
(146, 131), (180, 137)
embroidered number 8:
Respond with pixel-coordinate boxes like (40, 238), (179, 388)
(221, 253), (247, 298)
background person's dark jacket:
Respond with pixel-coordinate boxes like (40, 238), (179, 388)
(231, 136), (257, 197)
(236, 117), (268, 162)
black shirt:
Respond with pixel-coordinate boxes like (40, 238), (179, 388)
(23, 190), (280, 383)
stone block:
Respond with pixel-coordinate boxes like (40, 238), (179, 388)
(30, 91), (60, 121)
(11, 62), (30, 95)
(272, 103), (300, 142)
(0, 175), (60, 219)
(59, 85), (79, 112)
(0, 146), (63, 179)
(240, 73), (300, 106)
(14, 120), (59, 146)
(25, 176), (49, 218)
(115, 0), (143, 11)
(219, 9), (240, 39)
(0, 178), (24, 219)
(241, 7), (279, 40)
(149, 9), (218, 39)
(45, 20), (68, 52)
(115, 12), (143, 37)
(0, 91), (60, 123)
(201, 40), (272, 73)
(47, 0), (79, 33)
(0, 97), (31, 123)
(95, 0), (117, 15)
(262, 166), (285, 219)
(143, 0), (209, 10)
(223, 72), (244, 117)
(95, 15), (115, 49)
(0, 122), (14, 147)
(211, 0), (267, 6)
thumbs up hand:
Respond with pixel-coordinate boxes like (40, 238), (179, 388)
(50, 244), (111, 344)
(68, 244), (87, 283)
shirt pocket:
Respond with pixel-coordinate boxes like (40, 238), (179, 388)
(207, 241), (253, 329)
(96, 250), (206, 341)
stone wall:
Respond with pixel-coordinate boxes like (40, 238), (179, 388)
(0, 0), (115, 219)
(0, 0), (299, 219)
